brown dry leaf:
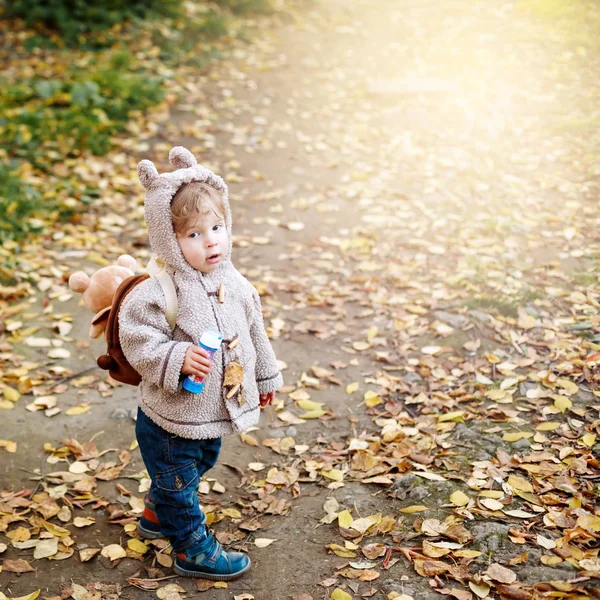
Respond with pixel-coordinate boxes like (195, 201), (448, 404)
(157, 584), (187, 598)
(413, 559), (449, 577)
(79, 548), (101, 562)
(2, 558), (35, 572)
(484, 563), (517, 584)
(196, 580), (216, 592)
(362, 543), (387, 559)
(224, 362), (244, 387)
(448, 589), (473, 600)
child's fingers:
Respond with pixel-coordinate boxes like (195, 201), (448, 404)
(191, 347), (211, 361)
(191, 346), (210, 359)
(191, 361), (210, 376)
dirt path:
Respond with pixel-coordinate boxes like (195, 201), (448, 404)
(2, 1), (600, 599)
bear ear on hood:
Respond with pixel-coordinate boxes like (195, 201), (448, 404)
(138, 160), (159, 188)
(169, 146), (197, 169)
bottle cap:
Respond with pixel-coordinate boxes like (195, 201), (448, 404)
(182, 378), (205, 394)
(200, 328), (223, 351)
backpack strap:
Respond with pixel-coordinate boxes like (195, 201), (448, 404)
(147, 257), (178, 332)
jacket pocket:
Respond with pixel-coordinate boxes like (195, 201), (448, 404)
(155, 461), (198, 492)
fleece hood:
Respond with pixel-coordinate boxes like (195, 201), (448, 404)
(138, 146), (232, 281)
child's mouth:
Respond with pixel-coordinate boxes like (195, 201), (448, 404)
(207, 253), (220, 264)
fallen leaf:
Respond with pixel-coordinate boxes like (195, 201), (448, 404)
(101, 544), (126, 561)
(484, 563), (516, 584)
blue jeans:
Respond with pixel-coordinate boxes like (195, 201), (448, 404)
(135, 407), (222, 555)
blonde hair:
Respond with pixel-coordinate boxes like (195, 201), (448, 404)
(171, 182), (225, 235)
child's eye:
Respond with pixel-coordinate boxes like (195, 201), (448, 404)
(189, 232), (200, 238)
(213, 224), (223, 231)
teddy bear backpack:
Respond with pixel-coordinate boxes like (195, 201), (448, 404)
(69, 257), (178, 386)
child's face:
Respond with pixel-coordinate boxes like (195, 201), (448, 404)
(176, 210), (228, 273)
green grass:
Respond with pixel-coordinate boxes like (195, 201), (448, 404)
(0, 50), (164, 169)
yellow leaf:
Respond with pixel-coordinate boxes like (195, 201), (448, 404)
(508, 476), (533, 493)
(299, 409), (327, 419)
(399, 505), (429, 514)
(576, 514), (600, 532)
(366, 396), (382, 408)
(3, 387), (20, 402)
(327, 544), (357, 558)
(0, 400), (15, 410)
(240, 432), (259, 446)
(346, 382), (359, 395)
(367, 326), (378, 340)
(338, 510), (354, 529)
(536, 422), (561, 431)
(479, 490), (504, 499)
(130, 439), (139, 450)
(363, 390), (381, 407)
(579, 433), (596, 447)
(502, 431), (533, 442)
(540, 555), (562, 566)
(486, 388), (513, 403)
(455, 550), (483, 558)
(41, 520), (70, 536)
(214, 582), (228, 589)
(0, 440), (17, 453)
(438, 411), (465, 423)
(556, 378), (578, 395)
(321, 468), (344, 482)
(297, 399), (323, 411)
(350, 514), (381, 533)
(221, 508), (242, 519)
(553, 395), (572, 413)
(65, 405), (91, 416)
(12, 591), (41, 600)
(127, 539), (148, 554)
(331, 589), (353, 600)
(449, 491), (470, 506)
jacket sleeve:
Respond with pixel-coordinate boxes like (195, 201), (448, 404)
(249, 287), (283, 394)
(119, 283), (192, 394)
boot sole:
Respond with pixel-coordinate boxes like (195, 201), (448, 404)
(174, 557), (251, 580)
(137, 522), (164, 540)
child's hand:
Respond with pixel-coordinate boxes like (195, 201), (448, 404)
(181, 346), (212, 378)
(259, 391), (275, 407)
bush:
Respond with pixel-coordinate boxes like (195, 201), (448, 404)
(5, 0), (183, 46)
(0, 51), (164, 168)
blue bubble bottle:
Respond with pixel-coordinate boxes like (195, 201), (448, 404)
(182, 328), (223, 394)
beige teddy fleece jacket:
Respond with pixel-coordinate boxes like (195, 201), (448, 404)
(119, 147), (283, 439)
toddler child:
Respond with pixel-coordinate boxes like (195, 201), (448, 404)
(119, 146), (283, 580)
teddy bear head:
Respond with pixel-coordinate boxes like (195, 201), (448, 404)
(69, 254), (138, 337)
